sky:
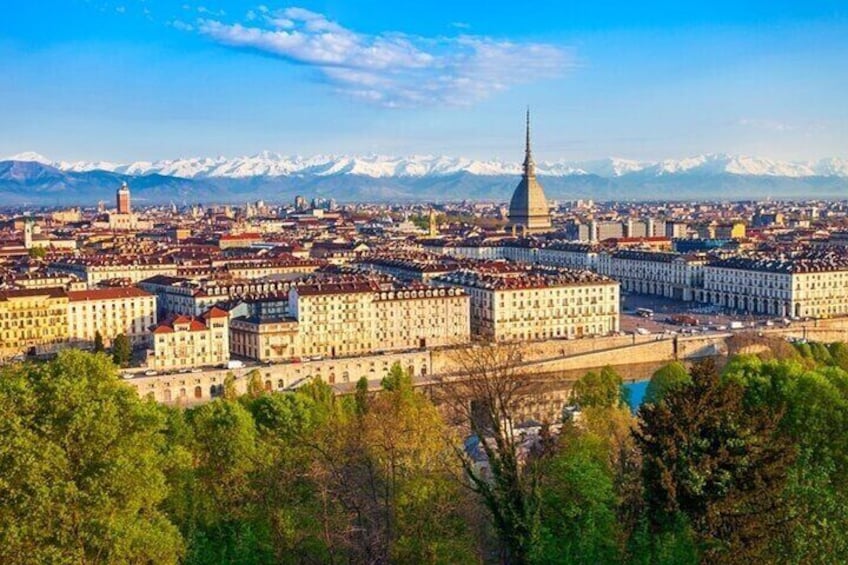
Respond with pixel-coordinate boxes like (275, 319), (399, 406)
(1, 0), (847, 163)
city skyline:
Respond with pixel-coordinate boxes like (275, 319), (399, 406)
(2, 1), (847, 163)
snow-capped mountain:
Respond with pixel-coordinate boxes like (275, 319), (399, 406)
(6, 151), (848, 180)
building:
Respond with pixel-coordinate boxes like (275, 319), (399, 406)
(149, 307), (230, 370)
(230, 280), (471, 362)
(67, 287), (157, 348)
(0, 287), (69, 359)
(597, 250), (705, 301)
(507, 111), (552, 235)
(117, 182), (131, 214)
(50, 257), (179, 286)
(700, 252), (848, 318)
(435, 267), (619, 342)
(230, 316), (300, 361)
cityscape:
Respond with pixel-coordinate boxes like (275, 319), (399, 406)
(2, 2), (848, 564)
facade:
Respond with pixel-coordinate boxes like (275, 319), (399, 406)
(230, 316), (300, 361)
(230, 282), (471, 362)
(700, 253), (848, 318)
(435, 268), (619, 342)
(507, 111), (552, 235)
(0, 287), (69, 359)
(50, 258), (178, 286)
(67, 287), (157, 348)
(117, 182), (131, 214)
(597, 250), (706, 301)
(149, 307), (230, 370)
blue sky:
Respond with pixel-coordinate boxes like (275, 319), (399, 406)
(1, 0), (847, 162)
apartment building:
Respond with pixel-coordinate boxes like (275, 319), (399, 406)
(597, 250), (706, 301)
(701, 253), (848, 318)
(0, 287), (69, 359)
(229, 281), (470, 362)
(67, 287), (157, 348)
(148, 307), (230, 370)
(434, 267), (619, 342)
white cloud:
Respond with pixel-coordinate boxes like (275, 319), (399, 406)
(170, 19), (194, 32)
(196, 7), (573, 107)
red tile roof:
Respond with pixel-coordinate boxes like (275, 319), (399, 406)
(68, 287), (152, 302)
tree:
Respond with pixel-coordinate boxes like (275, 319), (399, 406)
(27, 246), (46, 259)
(572, 365), (624, 409)
(246, 369), (265, 398)
(643, 361), (691, 405)
(355, 376), (370, 417)
(182, 399), (271, 564)
(93, 330), (105, 353)
(442, 343), (541, 564)
(381, 361), (411, 391)
(222, 372), (239, 400)
(0, 350), (184, 564)
(635, 359), (796, 563)
(829, 342), (848, 371)
(330, 363), (476, 563)
(724, 356), (848, 562)
(111, 333), (132, 367)
(535, 432), (621, 563)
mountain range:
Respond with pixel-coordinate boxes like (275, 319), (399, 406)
(2, 151), (847, 205)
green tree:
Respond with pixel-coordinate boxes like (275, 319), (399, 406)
(535, 432), (621, 563)
(246, 369), (265, 398)
(810, 342), (833, 365)
(222, 372), (238, 400)
(643, 361), (691, 405)
(182, 399), (270, 564)
(111, 333), (132, 367)
(27, 246), (46, 259)
(635, 359), (796, 563)
(0, 350), (184, 564)
(93, 330), (105, 353)
(724, 356), (848, 562)
(381, 361), (411, 391)
(829, 342), (848, 371)
(355, 376), (370, 416)
(572, 365), (624, 409)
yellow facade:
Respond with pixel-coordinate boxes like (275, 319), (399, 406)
(0, 288), (69, 359)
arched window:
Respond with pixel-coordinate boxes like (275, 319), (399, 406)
(163, 389), (172, 402)
(194, 386), (202, 399)
(210, 385), (218, 397)
(179, 388), (187, 397)
(277, 379), (284, 389)
(264, 380), (272, 392)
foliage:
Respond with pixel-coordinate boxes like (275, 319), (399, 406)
(4, 346), (848, 563)
(93, 330), (105, 353)
(535, 431), (621, 564)
(643, 361), (691, 405)
(27, 246), (46, 259)
(572, 365), (624, 409)
(635, 358), (796, 563)
(0, 351), (183, 564)
(111, 333), (132, 367)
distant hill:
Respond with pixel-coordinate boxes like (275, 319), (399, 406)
(1, 152), (847, 205)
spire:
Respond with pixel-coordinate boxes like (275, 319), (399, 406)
(523, 107), (535, 177)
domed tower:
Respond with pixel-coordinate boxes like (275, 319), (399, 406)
(507, 109), (552, 235)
